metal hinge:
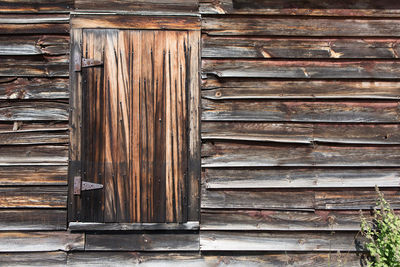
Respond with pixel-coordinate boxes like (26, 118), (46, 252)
(74, 55), (103, 72)
(73, 175), (103, 195)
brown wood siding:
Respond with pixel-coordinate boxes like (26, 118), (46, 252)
(199, 0), (400, 258)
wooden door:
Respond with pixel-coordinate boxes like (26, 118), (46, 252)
(74, 28), (196, 223)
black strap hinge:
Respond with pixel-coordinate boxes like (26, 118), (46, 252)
(74, 57), (103, 72)
(74, 175), (103, 195)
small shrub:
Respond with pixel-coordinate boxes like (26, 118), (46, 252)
(360, 187), (400, 266)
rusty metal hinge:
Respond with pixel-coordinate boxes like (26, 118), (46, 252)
(73, 175), (103, 195)
(74, 56), (103, 72)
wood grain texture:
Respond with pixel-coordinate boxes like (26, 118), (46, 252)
(200, 231), (364, 251)
(203, 168), (400, 189)
(202, 122), (400, 145)
(202, 78), (400, 100)
(0, 15), (69, 34)
(0, 61), (68, 77)
(201, 188), (314, 210)
(0, 1), (73, 12)
(75, 0), (198, 12)
(0, 232), (83, 252)
(0, 35), (69, 56)
(0, 145), (68, 166)
(0, 130), (68, 145)
(202, 142), (400, 167)
(202, 17), (400, 36)
(0, 252), (67, 267)
(0, 209), (66, 230)
(202, 100), (400, 123)
(200, 0), (400, 17)
(0, 186), (67, 208)
(0, 78), (69, 99)
(0, 165), (67, 185)
(0, 101), (68, 121)
(202, 60), (400, 79)
(69, 221), (199, 231)
(86, 232), (199, 251)
(201, 209), (372, 231)
(202, 36), (400, 59)
(71, 15), (200, 30)
(73, 252), (362, 266)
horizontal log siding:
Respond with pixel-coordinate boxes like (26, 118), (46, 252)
(200, 0), (400, 259)
(0, 10), (69, 236)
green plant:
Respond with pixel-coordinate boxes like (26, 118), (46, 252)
(361, 187), (400, 266)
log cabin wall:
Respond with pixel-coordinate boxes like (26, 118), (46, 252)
(0, 0), (400, 266)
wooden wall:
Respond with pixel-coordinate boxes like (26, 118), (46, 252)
(1, 0), (400, 266)
(199, 0), (400, 261)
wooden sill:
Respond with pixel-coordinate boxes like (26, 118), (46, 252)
(69, 221), (199, 231)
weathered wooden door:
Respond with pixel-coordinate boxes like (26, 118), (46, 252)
(69, 22), (200, 224)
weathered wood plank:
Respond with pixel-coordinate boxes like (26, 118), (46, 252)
(0, 165), (67, 185)
(316, 190), (400, 210)
(201, 188), (314, 209)
(0, 186), (67, 208)
(86, 232), (199, 251)
(199, 0), (400, 17)
(0, 232), (83, 252)
(0, 78), (69, 99)
(202, 122), (400, 145)
(0, 35), (69, 56)
(0, 145), (68, 166)
(0, 252), (67, 267)
(201, 209), (370, 231)
(0, 209), (66, 230)
(71, 15), (200, 30)
(0, 14), (69, 24)
(0, 1), (72, 13)
(69, 221), (199, 231)
(203, 168), (400, 189)
(0, 23), (69, 34)
(202, 142), (400, 167)
(67, 252), (362, 266)
(203, 60), (400, 79)
(0, 101), (68, 121)
(0, 130), (68, 145)
(202, 17), (400, 37)
(75, 0), (198, 12)
(202, 100), (400, 123)
(202, 36), (400, 59)
(0, 61), (68, 77)
(200, 231), (364, 251)
(201, 78), (400, 100)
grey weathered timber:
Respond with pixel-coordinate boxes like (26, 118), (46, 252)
(0, 232), (84, 252)
(200, 231), (364, 251)
(199, 0), (400, 17)
(66, 252), (362, 266)
(0, 145), (68, 166)
(0, 78), (69, 99)
(201, 78), (400, 100)
(202, 36), (400, 59)
(201, 209), (371, 231)
(0, 252), (67, 267)
(201, 188), (314, 210)
(0, 209), (67, 230)
(0, 35), (69, 56)
(0, 186), (67, 208)
(0, 101), (68, 121)
(202, 122), (400, 145)
(202, 60), (400, 79)
(202, 99), (400, 123)
(203, 168), (400, 189)
(202, 142), (400, 167)
(0, 165), (67, 185)
(0, 61), (69, 77)
(69, 221), (199, 231)
(86, 232), (200, 251)
(0, 130), (68, 145)
(202, 17), (400, 36)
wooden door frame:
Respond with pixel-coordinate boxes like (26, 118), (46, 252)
(68, 14), (201, 228)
